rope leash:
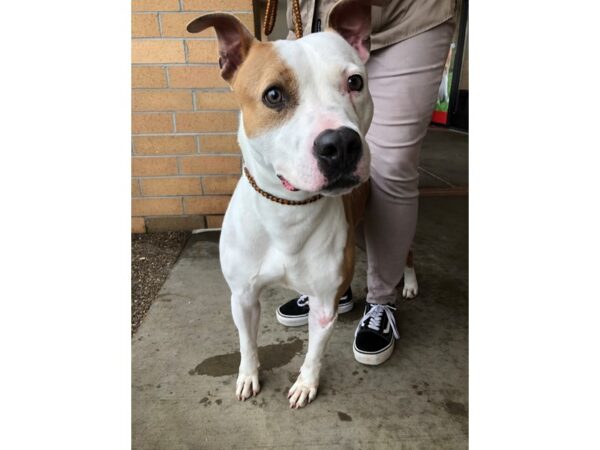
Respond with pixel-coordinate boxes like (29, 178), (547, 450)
(263, 0), (303, 39)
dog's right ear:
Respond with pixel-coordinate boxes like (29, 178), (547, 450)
(187, 13), (256, 83)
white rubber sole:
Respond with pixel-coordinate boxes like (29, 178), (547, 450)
(353, 339), (395, 365)
(276, 299), (354, 327)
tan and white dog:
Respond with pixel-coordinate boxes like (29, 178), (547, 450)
(188, 0), (379, 409)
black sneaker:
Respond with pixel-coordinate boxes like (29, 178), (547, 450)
(275, 287), (354, 327)
(353, 303), (399, 365)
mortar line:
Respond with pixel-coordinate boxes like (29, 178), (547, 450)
(157, 12), (164, 36)
(164, 65), (171, 88)
(192, 89), (197, 111)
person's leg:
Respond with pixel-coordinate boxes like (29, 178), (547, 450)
(364, 21), (454, 306)
(354, 21), (454, 365)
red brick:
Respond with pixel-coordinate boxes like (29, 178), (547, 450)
(132, 66), (167, 88)
(182, 0), (251, 11)
(199, 134), (240, 153)
(184, 196), (231, 214)
(132, 90), (193, 111)
(176, 111), (238, 132)
(168, 66), (227, 88)
(132, 217), (146, 233)
(186, 40), (219, 63)
(132, 13), (160, 37)
(132, 157), (178, 176)
(179, 156), (240, 174)
(132, 0), (180, 12)
(141, 177), (202, 195)
(134, 135), (196, 155)
(206, 215), (224, 228)
(132, 113), (174, 133)
(195, 91), (238, 109)
(132, 197), (183, 216)
(202, 175), (239, 194)
(132, 40), (185, 64)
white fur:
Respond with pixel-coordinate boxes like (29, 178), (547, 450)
(402, 266), (419, 299)
(220, 31), (373, 408)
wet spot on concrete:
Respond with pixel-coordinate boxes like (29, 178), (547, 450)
(358, 377), (363, 382)
(156, 384), (161, 388)
(337, 411), (352, 422)
(417, 391), (423, 396)
(412, 384), (418, 389)
(363, 369), (368, 374)
(199, 397), (208, 404)
(155, 293), (190, 303)
(189, 338), (303, 376)
(352, 371), (359, 376)
(215, 399), (222, 405)
(444, 400), (468, 418)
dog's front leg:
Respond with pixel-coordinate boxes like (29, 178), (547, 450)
(231, 290), (261, 401)
(288, 298), (337, 408)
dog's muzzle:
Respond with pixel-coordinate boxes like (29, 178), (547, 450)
(314, 127), (363, 190)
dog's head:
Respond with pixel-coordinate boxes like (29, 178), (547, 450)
(187, 0), (375, 196)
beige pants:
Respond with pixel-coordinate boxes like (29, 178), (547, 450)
(361, 21), (454, 305)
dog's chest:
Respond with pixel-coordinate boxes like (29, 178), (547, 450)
(256, 200), (348, 291)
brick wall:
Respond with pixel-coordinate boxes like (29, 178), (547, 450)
(132, 0), (256, 233)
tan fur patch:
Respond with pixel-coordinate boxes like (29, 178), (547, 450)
(335, 181), (370, 307)
(231, 42), (299, 138)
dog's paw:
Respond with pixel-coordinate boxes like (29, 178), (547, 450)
(288, 376), (318, 409)
(402, 267), (419, 299)
(235, 371), (260, 401)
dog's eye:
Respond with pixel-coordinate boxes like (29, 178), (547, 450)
(262, 87), (286, 109)
(347, 74), (363, 92)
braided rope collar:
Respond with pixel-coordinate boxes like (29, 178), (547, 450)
(243, 167), (323, 206)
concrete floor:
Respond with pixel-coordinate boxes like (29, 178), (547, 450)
(419, 128), (468, 189)
(132, 190), (468, 449)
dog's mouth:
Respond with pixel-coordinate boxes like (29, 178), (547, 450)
(277, 174), (299, 192)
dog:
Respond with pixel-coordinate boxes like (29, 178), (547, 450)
(188, 0), (393, 409)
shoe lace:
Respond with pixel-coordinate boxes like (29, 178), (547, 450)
(356, 304), (400, 339)
(296, 294), (309, 307)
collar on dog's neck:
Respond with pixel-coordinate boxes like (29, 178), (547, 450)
(243, 167), (323, 206)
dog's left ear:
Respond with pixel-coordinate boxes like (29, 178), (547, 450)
(327, 0), (383, 63)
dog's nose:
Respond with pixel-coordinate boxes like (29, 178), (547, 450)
(314, 127), (362, 171)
